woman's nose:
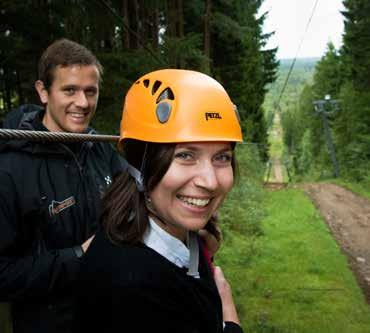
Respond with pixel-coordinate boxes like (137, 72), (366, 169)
(193, 161), (219, 191)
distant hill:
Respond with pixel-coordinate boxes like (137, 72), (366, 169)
(279, 57), (320, 67)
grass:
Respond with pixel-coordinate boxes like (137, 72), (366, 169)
(217, 187), (370, 333)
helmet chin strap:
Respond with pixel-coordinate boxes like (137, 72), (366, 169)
(147, 202), (200, 279)
(118, 158), (145, 192)
(127, 163), (145, 192)
(121, 157), (200, 278)
(187, 231), (200, 278)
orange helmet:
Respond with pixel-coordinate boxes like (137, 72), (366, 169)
(119, 69), (243, 149)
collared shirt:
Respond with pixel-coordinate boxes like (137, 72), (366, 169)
(143, 219), (227, 329)
(143, 217), (190, 269)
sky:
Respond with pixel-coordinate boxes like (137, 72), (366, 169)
(258, 0), (345, 59)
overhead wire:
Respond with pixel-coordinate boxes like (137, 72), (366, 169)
(275, 0), (320, 111)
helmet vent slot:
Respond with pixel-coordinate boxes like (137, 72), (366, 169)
(156, 88), (174, 103)
(143, 79), (150, 88)
(152, 80), (162, 95)
(156, 102), (172, 124)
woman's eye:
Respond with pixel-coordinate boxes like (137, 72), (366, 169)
(174, 151), (193, 161)
(214, 153), (232, 163)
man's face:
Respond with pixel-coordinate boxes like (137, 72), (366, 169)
(36, 64), (100, 133)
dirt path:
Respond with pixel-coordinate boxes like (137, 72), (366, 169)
(273, 159), (283, 183)
(302, 183), (370, 302)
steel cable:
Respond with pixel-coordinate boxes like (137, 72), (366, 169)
(0, 129), (120, 143)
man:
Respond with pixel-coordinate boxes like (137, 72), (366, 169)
(0, 39), (123, 333)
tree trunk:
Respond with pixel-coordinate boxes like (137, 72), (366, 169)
(204, 0), (211, 58)
(167, 0), (176, 37)
(152, 7), (159, 49)
(4, 68), (12, 112)
(134, 0), (141, 49)
(122, 0), (130, 49)
(177, 0), (184, 38)
(140, 2), (148, 48)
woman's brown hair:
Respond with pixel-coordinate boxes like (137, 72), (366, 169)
(101, 140), (173, 245)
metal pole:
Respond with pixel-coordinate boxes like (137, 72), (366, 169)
(313, 96), (340, 178)
(321, 111), (339, 177)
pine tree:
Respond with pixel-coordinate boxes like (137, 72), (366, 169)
(342, 0), (370, 90)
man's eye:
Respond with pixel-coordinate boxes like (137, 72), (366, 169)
(64, 88), (75, 95)
(85, 89), (97, 97)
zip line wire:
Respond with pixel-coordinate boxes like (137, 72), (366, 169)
(275, 0), (320, 111)
(0, 129), (269, 146)
(0, 129), (120, 143)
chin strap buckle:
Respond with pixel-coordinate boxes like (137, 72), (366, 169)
(187, 231), (200, 279)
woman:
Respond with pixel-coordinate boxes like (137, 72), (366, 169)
(74, 69), (244, 333)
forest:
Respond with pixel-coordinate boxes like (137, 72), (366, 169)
(0, 0), (278, 158)
(278, 0), (370, 183)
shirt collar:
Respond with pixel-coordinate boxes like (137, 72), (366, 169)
(143, 217), (189, 268)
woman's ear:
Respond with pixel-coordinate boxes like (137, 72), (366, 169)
(35, 80), (49, 104)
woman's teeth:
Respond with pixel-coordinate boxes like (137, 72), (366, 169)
(178, 195), (210, 207)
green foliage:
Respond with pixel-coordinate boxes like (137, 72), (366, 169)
(160, 33), (210, 71)
(342, 0), (370, 90)
(295, 129), (313, 175)
(217, 143), (266, 321)
(219, 144), (266, 241)
(335, 82), (370, 181)
(312, 42), (342, 99)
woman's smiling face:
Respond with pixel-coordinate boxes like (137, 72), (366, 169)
(149, 142), (234, 241)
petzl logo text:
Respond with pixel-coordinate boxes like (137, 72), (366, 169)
(205, 112), (222, 121)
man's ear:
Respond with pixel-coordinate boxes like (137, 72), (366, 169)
(35, 80), (48, 104)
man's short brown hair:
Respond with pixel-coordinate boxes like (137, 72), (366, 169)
(38, 38), (103, 90)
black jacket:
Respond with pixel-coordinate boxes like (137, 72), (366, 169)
(74, 229), (244, 333)
(0, 105), (123, 333)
